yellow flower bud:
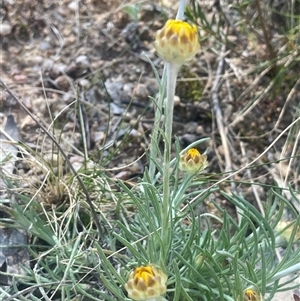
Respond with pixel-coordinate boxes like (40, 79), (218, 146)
(179, 148), (208, 174)
(154, 19), (200, 65)
(125, 265), (167, 301)
(243, 288), (263, 301)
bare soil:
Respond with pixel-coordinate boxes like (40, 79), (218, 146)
(0, 0), (299, 298)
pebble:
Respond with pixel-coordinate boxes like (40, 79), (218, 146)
(13, 73), (27, 83)
(129, 162), (140, 173)
(78, 78), (91, 89)
(134, 83), (149, 100)
(0, 22), (12, 36)
(174, 95), (181, 106)
(42, 58), (54, 71)
(165, 95), (181, 106)
(76, 55), (90, 70)
(55, 75), (70, 91)
(123, 83), (134, 94)
(28, 55), (44, 65)
(65, 62), (77, 77)
(110, 102), (124, 115)
(63, 92), (74, 102)
(105, 78), (123, 103)
(51, 63), (68, 77)
(128, 128), (141, 138)
(114, 171), (131, 181)
(68, 1), (79, 11)
(196, 125), (204, 135)
(139, 25), (152, 41)
(39, 41), (51, 51)
(145, 77), (159, 94)
(93, 131), (105, 143)
(43, 154), (60, 167)
(217, 145), (225, 156)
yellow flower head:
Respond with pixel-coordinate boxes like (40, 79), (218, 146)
(125, 265), (167, 301)
(154, 19), (200, 65)
(179, 148), (208, 174)
(243, 288), (262, 301)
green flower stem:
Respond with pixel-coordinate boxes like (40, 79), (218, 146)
(149, 67), (166, 181)
(160, 62), (181, 266)
(176, 0), (188, 20)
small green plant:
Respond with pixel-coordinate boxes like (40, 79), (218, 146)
(0, 0), (299, 301)
(123, 4), (142, 22)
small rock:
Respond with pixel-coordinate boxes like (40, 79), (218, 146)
(129, 118), (138, 126)
(165, 95), (181, 107)
(78, 78), (91, 89)
(0, 22), (12, 36)
(13, 73), (27, 83)
(28, 55), (43, 65)
(196, 125), (204, 135)
(51, 63), (68, 77)
(204, 52), (216, 64)
(123, 83), (134, 94)
(128, 128), (140, 137)
(65, 62), (77, 77)
(39, 41), (51, 51)
(217, 145), (225, 156)
(43, 153), (60, 167)
(63, 92), (74, 102)
(68, 1), (79, 11)
(129, 162), (140, 173)
(174, 95), (181, 106)
(134, 83), (148, 100)
(110, 102), (124, 115)
(32, 97), (47, 114)
(93, 131), (105, 143)
(55, 75), (71, 91)
(145, 78), (159, 95)
(105, 78), (123, 102)
(42, 58), (54, 71)
(20, 115), (36, 128)
(76, 55), (90, 70)
(140, 25), (152, 41)
(114, 171), (131, 180)
(70, 155), (94, 171)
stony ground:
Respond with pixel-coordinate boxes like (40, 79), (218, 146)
(0, 0), (299, 299)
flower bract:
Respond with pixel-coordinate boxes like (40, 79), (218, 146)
(243, 288), (263, 301)
(125, 265), (167, 301)
(154, 19), (200, 65)
(179, 148), (208, 174)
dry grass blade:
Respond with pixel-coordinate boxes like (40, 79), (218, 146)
(0, 78), (104, 238)
(0, 114), (19, 190)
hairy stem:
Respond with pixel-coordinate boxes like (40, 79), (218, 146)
(149, 67), (166, 181)
(176, 0), (188, 20)
(160, 62), (180, 265)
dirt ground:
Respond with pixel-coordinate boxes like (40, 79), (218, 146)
(0, 0), (299, 299)
(1, 0), (298, 178)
